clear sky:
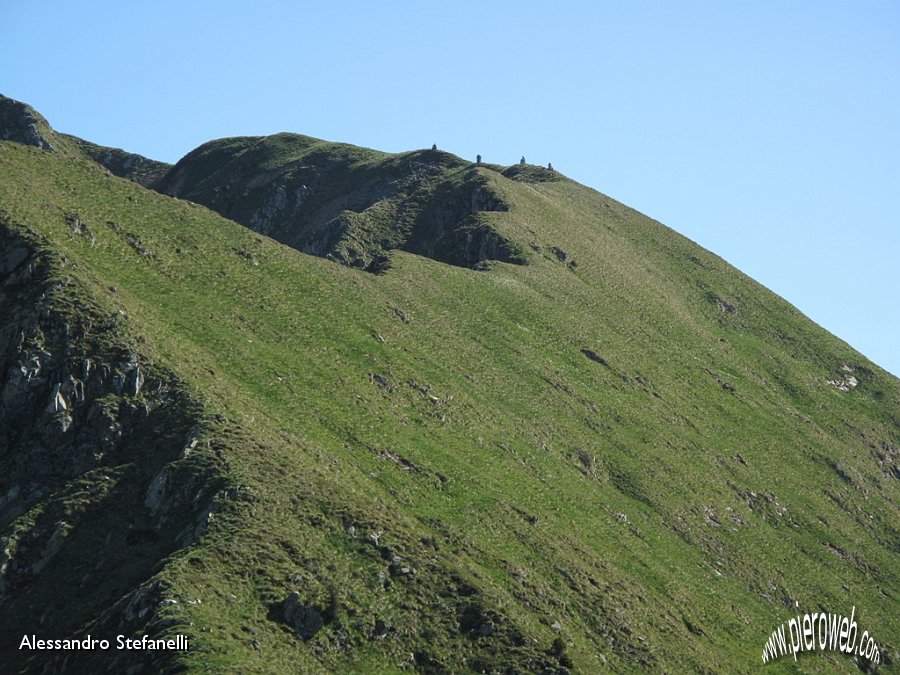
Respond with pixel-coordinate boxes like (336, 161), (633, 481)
(2, 1), (897, 375)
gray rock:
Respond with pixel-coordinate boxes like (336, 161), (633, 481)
(66, 214), (87, 234)
(713, 296), (736, 314)
(52, 411), (73, 435)
(46, 383), (68, 413)
(144, 468), (170, 513)
(249, 186), (288, 235)
(61, 376), (84, 404)
(180, 438), (199, 459)
(551, 246), (569, 263)
(99, 420), (123, 453)
(0, 95), (56, 151)
(128, 366), (143, 396)
(282, 592), (324, 639)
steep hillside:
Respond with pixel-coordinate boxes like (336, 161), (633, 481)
(1, 97), (898, 673)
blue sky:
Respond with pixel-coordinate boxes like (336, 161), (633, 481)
(2, 1), (898, 375)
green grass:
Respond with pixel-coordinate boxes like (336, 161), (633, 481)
(1, 134), (897, 674)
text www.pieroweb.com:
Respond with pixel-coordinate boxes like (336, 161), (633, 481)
(761, 606), (880, 664)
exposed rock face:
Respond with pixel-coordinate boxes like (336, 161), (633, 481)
(0, 94), (56, 152)
(0, 224), (227, 673)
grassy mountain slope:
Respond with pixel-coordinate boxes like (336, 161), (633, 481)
(1, 101), (898, 673)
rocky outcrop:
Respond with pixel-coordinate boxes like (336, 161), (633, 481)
(0, 223), (228, 673)
(281, 591), (325, 639)
(0, 94), (56, 152)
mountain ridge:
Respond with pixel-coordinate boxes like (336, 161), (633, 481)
(0, 94), (897, 673)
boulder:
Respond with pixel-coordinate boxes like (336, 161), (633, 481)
(282, 592), (324, 639)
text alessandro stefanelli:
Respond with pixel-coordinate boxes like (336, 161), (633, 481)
(20, 634), (189, 651)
